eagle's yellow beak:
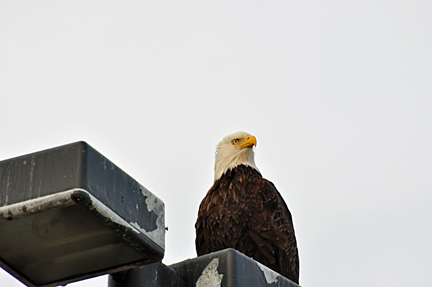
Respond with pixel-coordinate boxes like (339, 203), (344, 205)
(237, 135), (257, 149)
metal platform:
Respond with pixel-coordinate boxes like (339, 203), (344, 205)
(109, 248), (300, 287)
(0, 142), (165, 287)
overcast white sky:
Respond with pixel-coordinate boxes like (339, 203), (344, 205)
(1, 1), (431, 287)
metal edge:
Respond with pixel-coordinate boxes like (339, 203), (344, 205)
(0, 190), (77, 222)
(0, 189), (164, 287)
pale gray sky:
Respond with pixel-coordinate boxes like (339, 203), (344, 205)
(1, 1), (431, 287)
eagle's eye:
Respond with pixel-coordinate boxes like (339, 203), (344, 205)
(232, 139), (239, 145)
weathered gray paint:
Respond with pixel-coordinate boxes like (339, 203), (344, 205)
(0, 142), (165, 287)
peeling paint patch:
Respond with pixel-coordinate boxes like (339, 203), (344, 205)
(136, 185), (165, 250)
(196, 258), (223, 287)
(74, 189), (164, 249)
(130, 218), (164, 250)
(141, 185), (159, 213)
(257, 261), (279, 284)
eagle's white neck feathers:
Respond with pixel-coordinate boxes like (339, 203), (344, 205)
(214, 131), (259, 181)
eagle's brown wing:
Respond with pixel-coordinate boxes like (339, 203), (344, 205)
(257, 179), (299, 283)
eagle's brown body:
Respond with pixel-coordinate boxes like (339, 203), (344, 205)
(195, 164), (299, 283)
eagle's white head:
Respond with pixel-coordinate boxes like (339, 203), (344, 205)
(214, 131), (259, 181)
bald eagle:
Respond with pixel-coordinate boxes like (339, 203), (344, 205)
(195, 132), (299, 283)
